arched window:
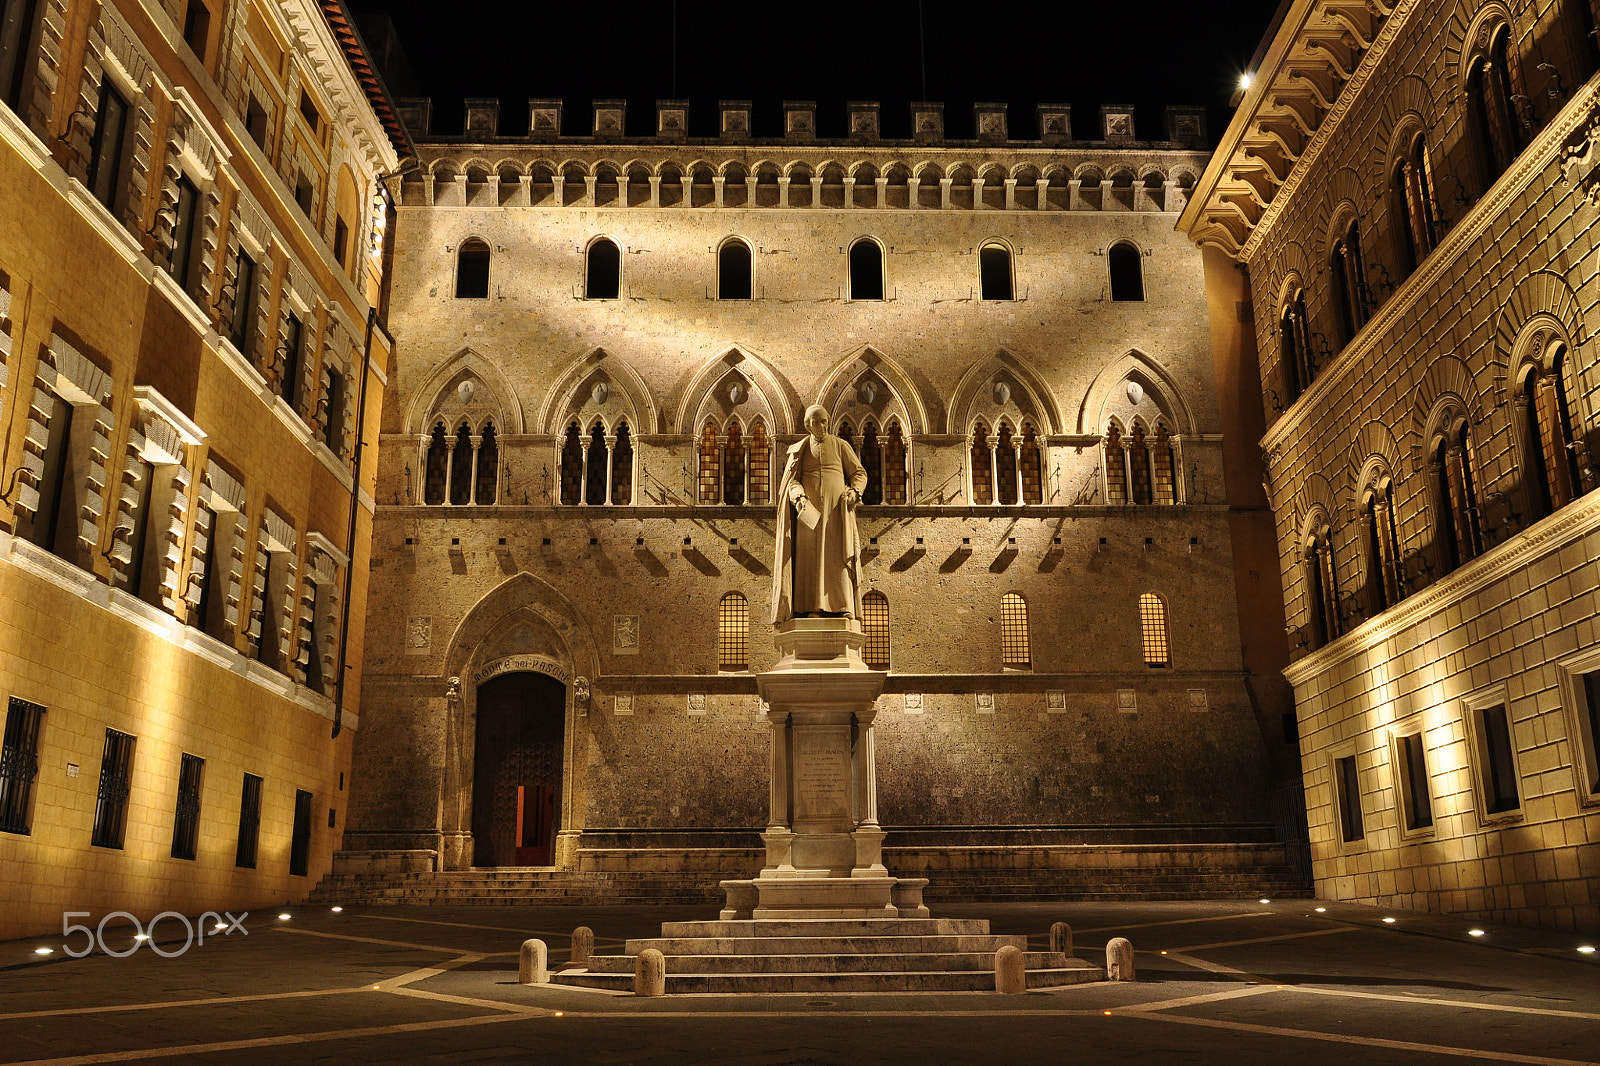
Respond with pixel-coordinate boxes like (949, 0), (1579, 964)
(1019, 422), (1043, 505)
(1109, 242), (1144, 301)
(849, 238), (884, 300)
(859, 420), (883, 505)
(718, 239), (752, 300)
(995, 422), (1018, 505)
(610, 421), (633, 505)
(1128, 422), (1153, 504)
(1362, 479), (1401, 614)
(698, 420), (721, 504)
(475, 422), (498, 504)
(1434, 422), (1482, 573)
(980, 242), (1013, 300)
(1151, 424), (1176, 504)
(883, 422), (908, 505)
(718, 591), (749, 670)
(424, 422), (448, 505)
(1305, 528), (1343, 648)
(1470, 26), (1525, 188)
(1000, 592), (1031, 669)
(723, 420), (745, 505)
(1524, 349), (1582, 517)
(455, 238), (489, 299)
(1139, 593), (1170, 668)
(1281, 291), (1313, 401)
(1331, 220), (1370, 343)
(449, 422), (472, 505)
(1104, 422), (1128, 505)
(1394, 133), (1438, 273)
(585, 237), (620, 299)
(585, 423), (607, 505)
(970, 423), (993, 504)
(749, 420), (770, 505)
(862, 590), (890, 669)
(559, 422), (583, 505)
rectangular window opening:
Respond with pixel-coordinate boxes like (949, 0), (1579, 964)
(1480, 703), (1520, 814)
(1582, 670), (1600, 795)
(182, 0), (210, 60)
(170, 752), (203, 860)
(1399, 732), (1433, 831)
(0, 697), (45, 835)
(229, 250), (256, 354)
(244, 94), (269, 149)
(1335, 753), (1363, 843)
(235, 772), (262, 868)
(289, 788), (313, 876)
(86, 81), (129, 212)
(90, 728), (136, 849)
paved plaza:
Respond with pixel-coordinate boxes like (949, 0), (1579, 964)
(0, 899), (1596, 1064)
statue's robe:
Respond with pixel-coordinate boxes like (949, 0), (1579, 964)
(770, 433), (868, 623)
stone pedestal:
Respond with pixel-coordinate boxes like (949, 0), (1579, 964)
(720, 617), (929, 919)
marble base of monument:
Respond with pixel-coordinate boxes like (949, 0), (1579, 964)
(719, 617), (928, 920)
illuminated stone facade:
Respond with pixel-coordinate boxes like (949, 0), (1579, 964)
(0, 0), (403, 938)
(1184, 0), (1600, 930)
(335, 97), (1302, 897)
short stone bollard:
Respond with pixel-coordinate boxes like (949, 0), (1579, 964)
(1049, 921), (1073, 957)
(994, 944), (1027, 994)
(1106, 937), (1136, 982)
(518, 939), (548, 985)
(634, 948), (666, 997)
(570, 926), (594, 969)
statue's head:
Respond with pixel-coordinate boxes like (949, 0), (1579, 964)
(804, 404), (829, 440)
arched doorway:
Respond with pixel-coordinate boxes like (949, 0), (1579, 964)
(471, 672), (565, 866)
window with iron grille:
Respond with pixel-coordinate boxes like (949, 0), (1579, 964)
(289, 788), (313, 876)
(862, 591), (890, 669)
(170, 753), (204, 860)
(235, 772), (262, 868)
(90, 729), (136, 849)
(718, 591), (749, 671)
(0, 697), (44, 835)
(1139, 593), (1170, 668)
(1000, 592), (1031, 669)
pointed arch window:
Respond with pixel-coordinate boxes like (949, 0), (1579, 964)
(980, 242), (1013, 300)
(449, 422), (473, 505)
(1019, 422), (1043, 505)
(1000, 592), (1031, 669)
(455, 238), (490, 299)
(585, 423), (607, 505)
(586, 237), (620, 299)
(718, 238), (752, 300)
(1362, 478), (1402, 614)
(1109, 242), (1144, 301)
(610, 421), (633, 505)
(474, 422), (498, 504)
(1331, 220), (1370, 343)
(718, 591), (749, 670)
(862, 591), (890, 669)
(1104, 422), (1128, 505)
(970, 423), (993, 505)
(849, 238), (884, 300)
(723, 421), (745, 505)
(748, 421), (771, 505)
(559, 422), (584, 505)
(859, 420), (883, 505)
(995, 423), (1019, 505)
(1470, 26), (1526, 187)
(1394, 133), (1439, 273)
(698, 421), (721, 504)
(883, 422), (908, 505)
(424, 422), (448, 505)
(1139, 593), (1170, 668)
(1151, 424), (1176, 504)
(1128, 423), (1153, 504)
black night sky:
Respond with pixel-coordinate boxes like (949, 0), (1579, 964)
(364, 1), (1286, 144)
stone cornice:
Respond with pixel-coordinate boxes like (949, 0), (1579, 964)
(1259, 77), (1600, 459)
(1282, 488), (1600, 687)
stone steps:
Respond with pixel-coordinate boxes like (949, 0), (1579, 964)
(547, 916), (1104, 994)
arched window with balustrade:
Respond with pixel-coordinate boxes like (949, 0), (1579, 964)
(559, 422), (583, 505)
(474, 422), (498, 504)
(1019, 422), (1044, 505)
(610, 421), (633, 504)
(970, 422), (993, 505)
(449, 422), (472, 505)
(749, 421), (771, 505)
(698, 420), (721, 504)
(723, 420), (745, 505)
(883, 423), (908, 504)
(1104, 421), (1128, 505)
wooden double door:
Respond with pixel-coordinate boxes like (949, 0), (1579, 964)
(471, 672), (565, 867)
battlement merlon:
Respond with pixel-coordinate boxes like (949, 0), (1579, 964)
(398, 98), (1209, 151)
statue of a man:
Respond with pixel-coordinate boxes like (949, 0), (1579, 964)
(771, 405), (868, 623)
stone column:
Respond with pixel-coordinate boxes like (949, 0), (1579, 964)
(604, 434), (617, 504)
(578, 438), (590, 504)
(468, 434), (482, 504)
(443, 444), (455, 504)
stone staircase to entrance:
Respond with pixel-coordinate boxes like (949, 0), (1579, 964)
(309, 841), (1310, 906)
(550, 917), (1104, 993)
